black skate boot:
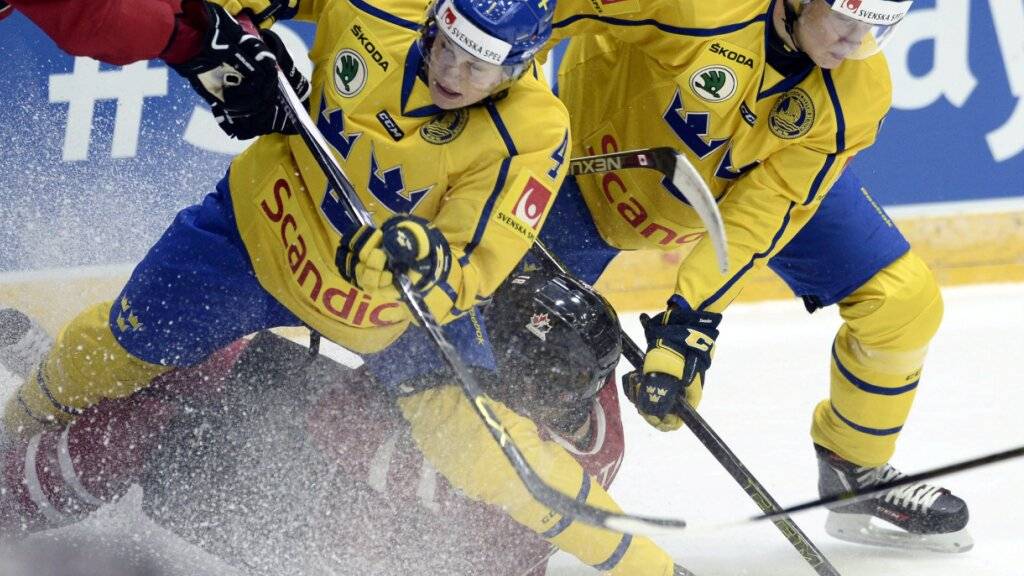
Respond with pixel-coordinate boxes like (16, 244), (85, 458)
(0, 308), (52, 380)
(816, 444), (972, 553)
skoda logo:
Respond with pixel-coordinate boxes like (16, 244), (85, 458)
(689, 65), (737, 103)
(334, 49), (367, 97)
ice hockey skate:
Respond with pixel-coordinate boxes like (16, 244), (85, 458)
(816, 444), (972, 553)
(0, 308), (52, 381)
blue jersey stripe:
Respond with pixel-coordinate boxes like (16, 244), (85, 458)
(832, 341), (920, 396)
(486, 102), (518, 156)
(552, 13), (765, 37)
(805, 153), (836, 205)
(540, 472), (592, 538)
(437, 279), (458, 304)
(463, 157), (511, 261)
(757, 65), (814, 100)
(831, 402), (904, 436)
(804, 72), (847, 205)
(699, 202), (796, 310)
(823, 70), (846, 152)
(593, 534), (634, 571)
(348, 0), (420, 30)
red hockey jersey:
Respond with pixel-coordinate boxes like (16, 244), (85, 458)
(307, 372), (626, 576)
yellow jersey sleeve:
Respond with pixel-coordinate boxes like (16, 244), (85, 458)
(294, 0), (334, 21)
(673, 63), (891, 312)
(399, 386), (676, 576)
(546, 0), (765, 70)
(428, 82), (572, 321)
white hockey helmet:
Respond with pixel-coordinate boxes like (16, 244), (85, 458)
(786, 0), (913, 60)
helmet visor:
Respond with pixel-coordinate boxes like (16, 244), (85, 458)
(822, 0), (913, 59)
(428, 31), (511, 92)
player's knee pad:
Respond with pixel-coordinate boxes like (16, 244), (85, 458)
(815, 252), (942, 466)
(839, 250), (943, 358)
(3, 302), (170, 436)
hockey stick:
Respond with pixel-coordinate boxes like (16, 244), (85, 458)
(530, 240), (842, 576)
(750, 443), (1024, 525)
(242, 17), (691, 537)
(567, 147), (729, 275)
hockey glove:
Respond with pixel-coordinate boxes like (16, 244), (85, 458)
(0, 2), (11, 22)
(167, 0), (309, 140)
(336, 215), (453, 299)
(212, 28), (309, 139)
(622, 307), (721, 431)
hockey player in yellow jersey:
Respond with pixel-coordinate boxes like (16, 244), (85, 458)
(0, 0), (690, 573)
(532, 0), (972, 552)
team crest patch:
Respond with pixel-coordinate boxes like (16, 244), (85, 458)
(769, 88), (816, 139)
(334, 49), (367, 97)
(420, 109), (469, 144)
(690, 65), (737, 103)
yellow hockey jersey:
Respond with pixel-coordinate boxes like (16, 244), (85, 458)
(550, 0), (891, 312)
(228, 0), (571, 352)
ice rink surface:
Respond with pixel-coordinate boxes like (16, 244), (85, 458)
(2, 282), (1022, 575)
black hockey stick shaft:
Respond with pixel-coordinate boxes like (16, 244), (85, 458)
(530, 240), (841, 576)
(245, 15), (689, 537)
(620, 325), (840, 575)
(752, 444), (1024, 524)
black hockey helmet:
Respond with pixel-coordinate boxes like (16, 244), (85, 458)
(484, 272), (621, 417)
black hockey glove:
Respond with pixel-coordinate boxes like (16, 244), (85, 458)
(168, 0), (309, 140)
(622, 307), (721, 431)
(214, 28), (310, 139)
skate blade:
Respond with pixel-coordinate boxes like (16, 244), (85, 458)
(825, 511), (974, 553)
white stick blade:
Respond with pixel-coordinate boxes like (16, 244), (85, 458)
(671, 154), (729, 274)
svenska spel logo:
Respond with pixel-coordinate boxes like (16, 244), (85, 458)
(512, 177), (552, 229)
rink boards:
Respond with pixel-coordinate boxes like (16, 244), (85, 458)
(1, 2), (1022, 323)
(2, 202), (1022, 333)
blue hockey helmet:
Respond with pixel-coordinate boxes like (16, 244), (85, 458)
(421, 0), (554, 85)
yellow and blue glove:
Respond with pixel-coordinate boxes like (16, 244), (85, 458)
(210, 0), (299, 27)
(335, 215), (452, 300)
(622, 306), (721, 431)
